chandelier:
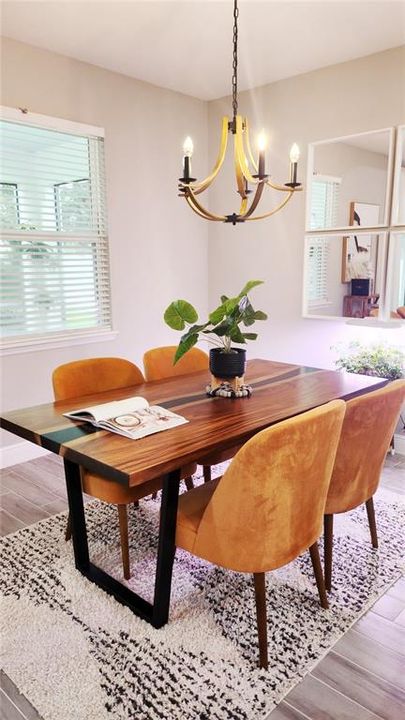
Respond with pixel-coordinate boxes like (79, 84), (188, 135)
(178, 0), (302, 225)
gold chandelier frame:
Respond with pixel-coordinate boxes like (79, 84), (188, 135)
(178, 1), (302, 225)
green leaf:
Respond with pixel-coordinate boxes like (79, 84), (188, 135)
(229, 325), (246, 344)
(238, 280), (264, 297)
(174, 334), (198, 363)
(242, 332), (258, 341)
(164, 300), (198, 330)
(253, 310), (268, 321)
(180, 323), (208, 344)
(220, 295), (229, 304)
(211, 319), (233, 337)
(224, 298), (239, 314)
(209, 303), (227, 325)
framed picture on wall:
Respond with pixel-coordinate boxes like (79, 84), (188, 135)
(341, 202), (380, 283)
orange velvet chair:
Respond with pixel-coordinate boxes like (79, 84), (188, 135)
(52, 357), (196, 579)
(324, 379), (405, 591)
(175, 400), (346, 669)
(143, 346), (240, 482)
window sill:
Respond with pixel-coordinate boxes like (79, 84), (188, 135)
(0, 329), (118, 356)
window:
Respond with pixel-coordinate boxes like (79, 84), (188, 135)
(0, 182), (19, 227)
(0, 110), (111, 347)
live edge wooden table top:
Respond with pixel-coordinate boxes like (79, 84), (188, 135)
(0, 359), (387, 489)
(0, 359), (387, 630)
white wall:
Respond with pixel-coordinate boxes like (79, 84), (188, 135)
(207, 46), (405, 368)
(0, 37), (209, 453)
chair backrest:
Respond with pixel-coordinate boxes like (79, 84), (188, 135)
(52, 357), (144, 401)
(192, 400), (346, 573)
(396, 306), (405, 319)
(325, 379), (405, 514)
(143, 345), (208, 381)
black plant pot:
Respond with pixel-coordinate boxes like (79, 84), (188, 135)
(209, 347), (247, 379)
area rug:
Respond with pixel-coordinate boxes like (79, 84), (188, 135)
(1, 478), (404, 720)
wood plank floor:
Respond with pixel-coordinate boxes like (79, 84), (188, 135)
(0, 453), (404, 720)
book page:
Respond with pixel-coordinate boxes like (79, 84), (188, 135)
(99, 405), (188, 440)
(64, 396), (148, 423)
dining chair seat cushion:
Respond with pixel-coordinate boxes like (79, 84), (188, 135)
(176, 477), (220, 550)
(82, 472), (163, 504)
(83, 461), (198, 505)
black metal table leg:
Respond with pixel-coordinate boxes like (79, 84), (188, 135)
(153, 469), (181, 627)
(64, 459), (89, 571)
(63, 460), (181, 628)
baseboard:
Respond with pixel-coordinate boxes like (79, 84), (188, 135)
(0, 440), (50, 469)
(394, 432), (405, 456)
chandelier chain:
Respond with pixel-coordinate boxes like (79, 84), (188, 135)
(231, 0), (239, 120)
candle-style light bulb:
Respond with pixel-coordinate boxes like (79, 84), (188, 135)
(257, 131), (267, 153)
(182, 136), (194, 182)
(289, 143), (300, 185)
(183, 136), (194, 158)
(289, 143), (300, 164)
(257, 131), (267, 178)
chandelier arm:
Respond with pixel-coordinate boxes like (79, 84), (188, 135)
(239, 196), (248, 215)
(244, 191), (294, 221)
(239, 180), (266, 218)
(235, 116), (259, 184)
(181, 117), (229, 196)
(185, 195), (217, 221)
(243, 118), (258, 173)
(266, 179), (302, 193)
(235, 135), (248, 199)
(186, 188), (227, 221)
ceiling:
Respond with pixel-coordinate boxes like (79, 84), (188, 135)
(2, 1), (405, 101)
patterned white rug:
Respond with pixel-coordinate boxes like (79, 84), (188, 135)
(1, 477), (404, 720)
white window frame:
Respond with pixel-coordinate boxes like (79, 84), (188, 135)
(0, 106), (116, 354)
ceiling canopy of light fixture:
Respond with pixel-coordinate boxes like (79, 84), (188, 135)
(178, 0), (302, 225)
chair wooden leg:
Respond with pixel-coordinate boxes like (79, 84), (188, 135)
(117, 504), (130, 580)
(203, 465), (211, 483)
(324, 514), (333, 592)
(184, 476), (194, 491)
(253, 572), (268, 670)
(65, 512), (72, 541)
(134, 500), (139, 509)
(309, 542), (329, 609)
(366, 497), (378, 548)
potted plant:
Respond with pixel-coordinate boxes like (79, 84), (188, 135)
(164, 280), (268, 379)
(334, 341), (404, 380)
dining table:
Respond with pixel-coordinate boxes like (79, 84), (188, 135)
(0, 358), (387, 629)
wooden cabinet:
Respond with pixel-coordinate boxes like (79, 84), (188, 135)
(343, 294), (379, 318)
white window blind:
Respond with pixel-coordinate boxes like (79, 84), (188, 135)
(0, 117), (111, 344)
(307, 237), (330, 307)
(310, 176), (341, 229)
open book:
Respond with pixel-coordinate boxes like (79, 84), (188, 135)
(64, 396), (188, 440)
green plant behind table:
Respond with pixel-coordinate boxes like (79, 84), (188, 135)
(334, 342), (405, 380)
(164, 280), (268, 363)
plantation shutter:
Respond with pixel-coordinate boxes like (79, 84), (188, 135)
(310, 176), (341, 229)
(307, 237), (330, 306)
(0, 118), (111, 343)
